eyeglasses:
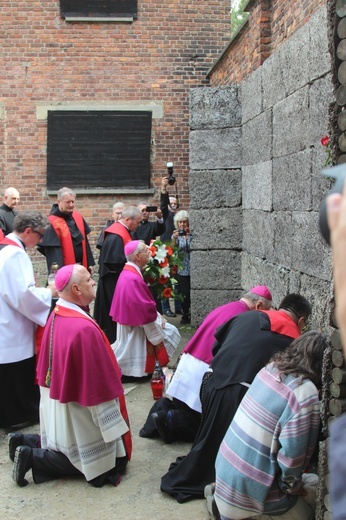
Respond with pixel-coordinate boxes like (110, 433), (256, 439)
(33, 230), (45, 240)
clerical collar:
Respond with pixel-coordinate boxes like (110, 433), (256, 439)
(8, 232), (26, 250)
(51, 204), (72, 221)
(127, 261), (143, 277)
(118, 220), (130, 231)
(55, 298), (92, 318)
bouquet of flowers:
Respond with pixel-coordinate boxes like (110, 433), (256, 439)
(143, 239), (183, 301)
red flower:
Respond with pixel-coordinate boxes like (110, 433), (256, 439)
(148, 246), (156, 257)
(321, 135), (330, 147)
(165, 246), (173, 256)
(145, 276), (156, 284)
(158, 275), (169, 285)
(170, 265), (178, 275)
(163, 287), (172, 298)
(159, 258), (169, 268)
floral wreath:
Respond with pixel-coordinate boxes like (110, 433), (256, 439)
(143, 239), (184, 301)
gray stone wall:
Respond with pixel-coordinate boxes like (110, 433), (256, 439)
(189, 6), (335, 330)
(189, 87), (243, 324)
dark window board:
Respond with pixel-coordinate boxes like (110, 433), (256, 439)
(60, 0), (138, 19)
(47, 110), (152, 191)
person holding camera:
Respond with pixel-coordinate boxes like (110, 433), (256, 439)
(172, 210), (191, 325)
(135, 203), (166, 246)
(160, 176), (178, 242)
(160, 176), (182, 317)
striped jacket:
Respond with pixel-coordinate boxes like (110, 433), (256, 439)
(215, 364), (320, 519)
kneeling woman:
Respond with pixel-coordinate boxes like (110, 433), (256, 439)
(212, 331), (328, 520)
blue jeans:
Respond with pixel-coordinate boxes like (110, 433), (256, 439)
(162, 298), (182, 313)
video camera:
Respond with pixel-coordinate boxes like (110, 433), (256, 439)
(166, 161), (176, 186)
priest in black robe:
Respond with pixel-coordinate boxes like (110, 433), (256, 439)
(0, 187), (20, 236)
(160, 294), (312, 503)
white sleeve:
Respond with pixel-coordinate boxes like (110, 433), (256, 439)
(0, 247), (51, 325)
(143, 320), (165, 345)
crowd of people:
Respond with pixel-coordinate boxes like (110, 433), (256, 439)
(1, 177), (346, 520)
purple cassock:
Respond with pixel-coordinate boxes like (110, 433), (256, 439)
(184, 299), (250, 365)
(109, 264), (157, 327)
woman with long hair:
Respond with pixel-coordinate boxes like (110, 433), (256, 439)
(211, 331), (328, 520)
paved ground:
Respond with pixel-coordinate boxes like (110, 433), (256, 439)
(0, 317), (209, 520)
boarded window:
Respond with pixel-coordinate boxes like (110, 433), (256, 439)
(47, 110), (152, 190)
(60, 0), (138, 19)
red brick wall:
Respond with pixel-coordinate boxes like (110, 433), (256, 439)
(0, 1), (230, 248)
(209, 0), (327, 86)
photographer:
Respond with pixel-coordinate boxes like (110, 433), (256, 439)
(161, 176), (182, 317)
(172, 210), (191, 325)
(135, 203), (166, 246)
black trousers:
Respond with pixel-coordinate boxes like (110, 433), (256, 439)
(176, 274), (190, 318)
(20, 434), (128, 487)
(0, 357), (39, 428)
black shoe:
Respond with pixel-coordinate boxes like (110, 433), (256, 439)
(12, 446), (33, 487)
(8, 432), (24, 462)
(151, 412), (174, 444)
(7, 419), (38, 433)
(180, 316), (191, 325)
(163, 310), (176, 318)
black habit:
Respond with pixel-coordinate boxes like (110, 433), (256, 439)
(160, 310), (300, 502)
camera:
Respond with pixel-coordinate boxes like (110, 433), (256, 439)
(146, 205), (158, 213)
(178, 229), (186, 236)
(166, 161), (176, 186)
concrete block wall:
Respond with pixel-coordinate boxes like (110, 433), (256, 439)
(241, 5), (334, 331)
(189, 87), (243, 324)
(190, 6), (335, 330)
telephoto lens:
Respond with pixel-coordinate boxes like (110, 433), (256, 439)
(166, 161), (176, 185)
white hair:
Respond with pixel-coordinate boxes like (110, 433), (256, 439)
(57, 187), (76, 200)
(174, 210), (189, 228)
(126, 240), (147, 262)
(113, 202), (125, 211)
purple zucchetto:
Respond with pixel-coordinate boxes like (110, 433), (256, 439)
(55, 264), (75, 291)
(124, 240), (141, 257)
(250, 285), (272, 301)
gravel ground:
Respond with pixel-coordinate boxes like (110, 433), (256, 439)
(0, 320), (209, 520)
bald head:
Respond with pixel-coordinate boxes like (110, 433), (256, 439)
(4, 187), (20, 209)
(58, 264), (96, 307)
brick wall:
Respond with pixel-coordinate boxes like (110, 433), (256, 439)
(0, 0), (230, 256)
(209, 0), (327, 85)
